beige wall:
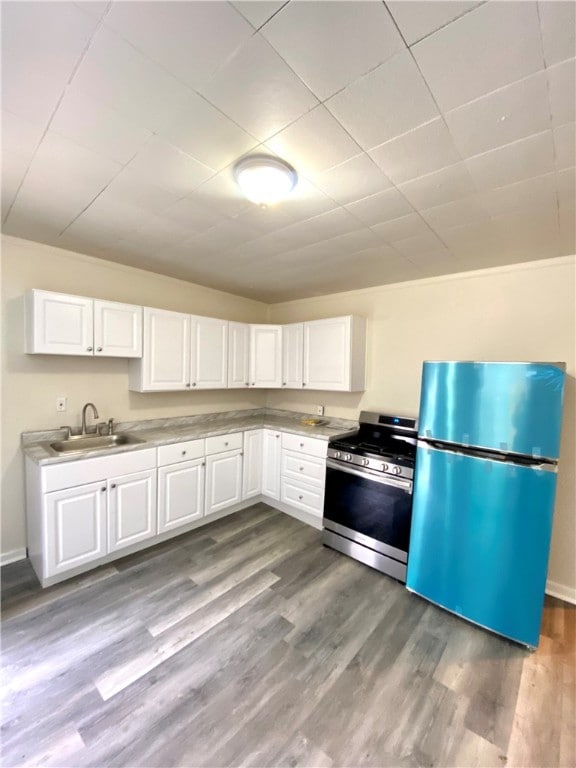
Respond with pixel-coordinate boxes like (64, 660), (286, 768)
(1, 236), (268, 557)
(267, 255), (576, 596)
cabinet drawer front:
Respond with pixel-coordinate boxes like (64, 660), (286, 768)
(42, 448), (157, 493)
(281, 478), (324, 517)
(205, 432), (243, 456)
(281, 450), (325, 488)
(281, 432), (328, 458)
(157, 439), (205, 467)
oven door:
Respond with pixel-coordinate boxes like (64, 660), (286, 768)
(323, 460), (413, 563)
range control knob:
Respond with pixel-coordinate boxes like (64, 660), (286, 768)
(333, 451), (341, 459)
(362, 458), (370, 466)
(382, 463), (389, 472)
(393, 466), (402, 475)
(344, 453), (352, 462)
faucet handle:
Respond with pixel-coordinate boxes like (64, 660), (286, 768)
(107, 418), (115, 435)
(59, 425), (72, 440)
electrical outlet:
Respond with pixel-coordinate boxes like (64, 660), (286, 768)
(56, 396), (67, 412)
(316, 405), (325, 416)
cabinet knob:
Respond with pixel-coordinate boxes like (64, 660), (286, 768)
(101, 487), (106, 492)
(300, 443), (304, 448)
(245, 382), (249, 386)
(182, 450), (186, 456)
(302, 382), (307, 387)
(282, 382), (286, 386)
(185, 383), (190, 388)
(96, 346), (103, 352)
(111, 483), (116, 489)
(240, 451), (243, 456)
(192, 382), (197, 387)
(251, 382), (255, 386)
(202, 462), (205, 467)
(299, 467), (304, 471)
(298, 495), (303, 500)
(224, 441), (229, 446)
(275, 434), (280, 439)
(87, 346), (93, 352)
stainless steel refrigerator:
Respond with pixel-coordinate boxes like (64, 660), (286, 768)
(406, 361), (566, 648)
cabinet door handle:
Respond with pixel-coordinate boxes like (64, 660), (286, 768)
(275, 434), (280, 439)
(282, 382), (286, 386)
(100, 487), (106, 493)
(201, 462), (205, 467)
(192, 382), (197, 387)
(111, 483), (116, 489)
(300, 443), (304, 448)
(244, 382), (249, 386)
(240, 451), (243, 456)
(224, 441), (229, 446)
(87, 346), (93, 352)
(299, 467), (304, 471)
(298, 495), (303, 500)
(96, 346), (103, 352)
(185, 383), (191, 388)
(182, 450), (187, 456)
(302, 382), (307, 387)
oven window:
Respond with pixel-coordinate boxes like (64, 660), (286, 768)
(323, 466), (413, 554)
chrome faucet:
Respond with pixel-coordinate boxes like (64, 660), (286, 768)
(81, 402), (100, 434)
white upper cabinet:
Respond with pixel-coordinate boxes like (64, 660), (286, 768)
(191, 316), (228, 389)
(93, 300), (142, 358)
(303, 316), (366, 391)
(250, 325), (282, 388)
(26, 289), (142, 357)
(228, 322), (250, 388)
(130, 309), (229, 391)
(281, 323), (304, 389)
(131, 307), (190, 391)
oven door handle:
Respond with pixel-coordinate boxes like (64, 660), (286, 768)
(326, 459), (412, 491)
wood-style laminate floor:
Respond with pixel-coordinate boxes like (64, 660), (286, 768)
(1, 504), (574, 768)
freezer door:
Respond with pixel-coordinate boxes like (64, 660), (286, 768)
(418, 362), (565, 460)
(407, 445), (558, 647)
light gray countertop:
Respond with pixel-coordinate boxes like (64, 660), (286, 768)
(22, 408), (358, 466)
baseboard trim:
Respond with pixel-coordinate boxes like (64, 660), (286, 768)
(0, 548), (27, 566)
(545, 580), (576, 605)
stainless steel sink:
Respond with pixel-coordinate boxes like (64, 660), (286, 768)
(49, 433), (146, 455)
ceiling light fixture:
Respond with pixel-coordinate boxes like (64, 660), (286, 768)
(234, 155), (298, 207)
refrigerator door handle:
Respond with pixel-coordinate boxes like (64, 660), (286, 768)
(417, 440), (558, 472)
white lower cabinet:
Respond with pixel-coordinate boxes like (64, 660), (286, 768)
(107, 469), (157, 553)
(279, 433), (327, 520)
(45, 482), (107, 576)
(205, 449), (243, 516)
(158, 458), (205, 534)
(262, 429), (281, 499)
(242, 430), (263, 499)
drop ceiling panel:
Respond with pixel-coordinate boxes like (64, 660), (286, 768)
(260, 0), (404, 100)
(198, 34), (319, 141)
(103, 1), (254, 91)
(444, 72), (551, 158)
(369, 118), (462, 185)
(385, 1), (483, 46)
(412, 2), (544, 111)
(325, 50), (439, 150)
(1, 0), (574, 302)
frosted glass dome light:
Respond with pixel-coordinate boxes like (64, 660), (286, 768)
(234, 156), (297, 206)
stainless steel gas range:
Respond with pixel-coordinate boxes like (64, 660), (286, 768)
(322, 411), (418, 582)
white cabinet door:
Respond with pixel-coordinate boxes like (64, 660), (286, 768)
(228, 322), (250, 388)
(262, 429), (281, 499)
(108, 470), (157, 553)
(158, 458), (205, 534)
(190, 316), (228, 389)
(136, 307), (190, 391)
(26, 289), (94, 355)
(282, 323), (303, 389)
(242, 430), (263, 499)
(303, 316), (366, 391)
(45, 482), (107, 576)
(250, 325), (282, 388)
(205, 449), (243, 516)
(93, 300), (142, 358)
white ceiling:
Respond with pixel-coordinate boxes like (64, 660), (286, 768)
(1, 0), (575, 302)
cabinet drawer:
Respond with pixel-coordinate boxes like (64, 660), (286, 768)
(205, 432), (243, 456)
(281, 450), (325, 488)
(281, 432), (328, 458)
(157, 439), (205, 467)
(41, 448), (157, 493)
(281, 478), (324, 517)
